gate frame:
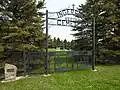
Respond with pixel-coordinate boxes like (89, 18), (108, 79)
(45, 4), (96, 75)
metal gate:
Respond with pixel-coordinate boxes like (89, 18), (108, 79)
(49, 51), (92, 72)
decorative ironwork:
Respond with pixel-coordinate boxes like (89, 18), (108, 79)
(48, 4), (80, 27)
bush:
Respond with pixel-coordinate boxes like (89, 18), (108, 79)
(97, 49), (120, 64)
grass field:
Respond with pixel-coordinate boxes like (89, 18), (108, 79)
(48, 48), (56, 52)
(0, 65), (120, 90)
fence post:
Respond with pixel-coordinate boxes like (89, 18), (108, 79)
(48, 53), (50, 74)
(23, 51), (27, 76)
(71, 52), (74, 70)
(54, 54), (56, 72)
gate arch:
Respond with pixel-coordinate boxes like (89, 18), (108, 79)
(45, 4), (96, 74)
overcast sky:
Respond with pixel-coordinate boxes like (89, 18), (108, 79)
(45, 0), (86, 41)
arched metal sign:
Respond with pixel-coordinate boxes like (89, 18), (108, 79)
(48, 4), (80, 27)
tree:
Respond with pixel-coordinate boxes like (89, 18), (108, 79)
(48, 36), (53, 48)
(52, 37), (57, 48)
(59, 40), (63, 49)
(0, 0), (45, 52)
(72, 0), (111, 51)
(99, 0), (120, 56)
(67, 41), (71, 49)
(72, 3), (93, 51)
(72, 0), (120, 63)
(70, 40), (76, 50)
(63, 39), (67, 49)
(56, 38), (61, 48)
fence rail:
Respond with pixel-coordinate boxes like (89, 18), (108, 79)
(0, 51), (92, 80)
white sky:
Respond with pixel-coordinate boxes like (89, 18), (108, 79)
(45, 0), (86, 41)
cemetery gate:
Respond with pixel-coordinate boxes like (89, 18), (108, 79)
(49, 51), (92, 72)
(44, 4), (96, 74)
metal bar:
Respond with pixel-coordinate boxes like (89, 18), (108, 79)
(23, 51), (27, 76)
(48, 24), (74, 27)
(48, 18), (58, 20)
(48, 9), (76, 14)
(27, 52), (30, 74)
(92, 17), (96, 70)
(45, 10), (49, 75)
(66, 52), (68, 69)
(48, 53), (50, 74)
(54, 55), (56, 72)
(71, 52), (74, 70)
(48, 18), (78, 22)
(48, 12), (57, 14)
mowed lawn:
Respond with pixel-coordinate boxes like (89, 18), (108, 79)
(0, 65), (120, 90)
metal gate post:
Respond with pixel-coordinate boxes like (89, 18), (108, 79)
(92, 17), (96, 70)
(45, 10), (49, 75)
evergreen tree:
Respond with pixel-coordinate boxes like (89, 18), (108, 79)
(0, 0), (45, 52)
(70, 40), (76, 50)
(48, 36), (53, 48)
(99, 0), (120, 56)
(67, 41), (71, 50)
(59, 40), (63, 49)
(53, 37), (57, 48)
(63, 39), (67, 49)
(56, 38), (61, 47)
(72, 2), (93, 51)
(72, 0), (120, 63)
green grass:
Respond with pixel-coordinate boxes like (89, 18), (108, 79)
(1, 65), (120, 90)
(48, 48), (56, 52)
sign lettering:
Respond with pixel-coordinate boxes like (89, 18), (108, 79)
(56, 9), (79, 18)
(57, 19), (77, 27)
(48, 4), (79, 27)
